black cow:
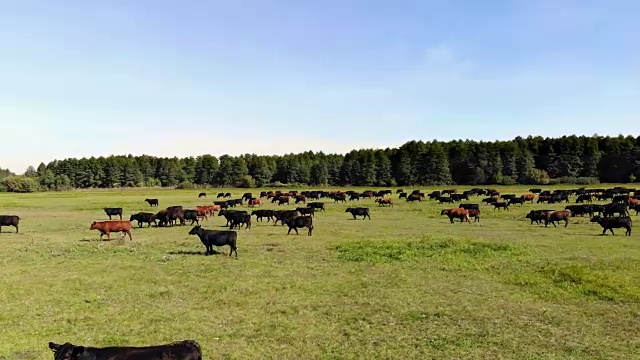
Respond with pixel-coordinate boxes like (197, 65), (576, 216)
(590, 216), (632, 236)
(590, 204), (605, 216)
(273, 210), (300, 226)
(285, 216), (314, 236)
(482, 197), (497, 204)
(508, 198), (524, 206)
(104, 208), (123, 220)
(438, 196), (454, 204)
(346, 207), (371, 220)
(398, 192), (407, 199)
(0, 215), (20, 233)
(493, 202), (509, 211)
(278, 197), (290, 206)
(333, 194), (347, 203)
(252, 209), (275, 222)
(217, 192), (225, 198)
(230, 214), (251, 230)
(576, 194), (592, 203)
(501, 194), (516, 201)
(407, 194), (422, 202)
(307, 202), (326, 212)
(604, 203), (628, 217)
(223, 192), (232, 198)
(529, 188), (542, 194)
(145, 198), (159, 207)
(525, 210), (554, 225)
(188, 225), (238, 257)
(459, 203), (479, 210)
(129, 212), (156, 228)
(218, 210), (248, 227)
(565, 205), (592, 217)
(183, 210), (201, 226)
(296, 207), (315, 217)
(198, 192), (207, 198)
(242, 192), (253, 201)
(349, 193), (360, 201)
(613, 195), (629, 204)
(49, 340), (202, 360)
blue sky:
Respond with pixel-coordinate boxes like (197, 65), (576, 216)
(1, 0), (639, 172)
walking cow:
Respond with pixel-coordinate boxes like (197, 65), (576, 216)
(188, 225), (238, 257)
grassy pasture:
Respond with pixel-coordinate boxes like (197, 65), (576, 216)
(0, 185), (639, 359)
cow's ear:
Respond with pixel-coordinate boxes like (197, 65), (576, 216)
(49, 342), (62, 352)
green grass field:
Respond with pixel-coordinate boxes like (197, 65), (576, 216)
(1, 186), (639, 359)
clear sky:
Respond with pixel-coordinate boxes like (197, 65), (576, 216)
(1, 0), (639, 173)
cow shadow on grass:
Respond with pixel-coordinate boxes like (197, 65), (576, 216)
(167, 249), (221, 256)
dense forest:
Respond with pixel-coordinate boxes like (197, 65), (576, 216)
(2, 135), (640, 192)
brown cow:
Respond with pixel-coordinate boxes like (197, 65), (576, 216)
(626, 198), (640, 206)
(440, 208), (470, 224)
(248, 198), (262, 207)
(90, 221), (132, 241)
(375, 198), (394, 207)
(545, 210), (570, 228)
(520, 193), (536, 203)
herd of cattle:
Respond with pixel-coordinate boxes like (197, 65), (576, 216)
(1, 186), (638, 254)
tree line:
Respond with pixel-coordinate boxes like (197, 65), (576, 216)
(2, 135), (640, 192)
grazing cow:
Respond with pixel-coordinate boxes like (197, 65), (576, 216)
(248, 198), (262, 207)
(198, 192), (207, 198)
(307, 202), (326, 212)
(129, 212), (156, 228)
(90, 221), (132, 241)
(520, 193), (536, 203)
(576, 194), (592, 203)
(346, 207), (371, 220)
(230, 214), (251, 230)
(49, 340), (202, 360)
(218, 210), (248, 227)
(217, 192), (225, 198)
(103, 208), (123, 220)
(188, 225), (238, 257)
(349, 193), (361, 201)
(224, 192), (232, 198)
(525, 210), (554, 225)
(295, 195), (306, 204)
(508, 198), (525, 206)
(273, 210), (300, 226)
(0, 215), (20, 233)
(590, 216), (632, 236)
(375, 198), (394, 207)
(399, 192), (408, 199)
(427, 191), (441, 200)
(529, 188), (542, 194)
(285, 216), (314, 236)
(154, 210), (175, 227)
(537, 195), (551, 204)
(260, 191), (268, 198)
(440, 208), (470, 224)
(492, 202), (509, 211)
(545, 210), (570, 228)
(459, 203), (479, 210)
(278, 197), (290, 206)
(296, 207), (315, 217)
(145, 198), (159, 207)
(468, 209), (480, 222)
(252, 209), (275, 222)
(242, 192), (253, 201)
(604, 203), (629, 217)
(396, 189), (404, 193)
(407, 194), (423, 202)
(482, 197), (497, 204)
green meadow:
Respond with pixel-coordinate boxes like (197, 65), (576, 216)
(0, 186), (639, 359)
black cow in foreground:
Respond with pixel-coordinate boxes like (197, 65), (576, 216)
(590, 216), (632, 236)
(188, 225), (238, 257)
(285, 216), (314, 236)
(49, 340), (202, 360)
(346, 207), (371, 220)
(129, 212), (156, 228)
(145, 198), (159, 207)
(104, 208), (123, 220)
(0, 215), (20, 233)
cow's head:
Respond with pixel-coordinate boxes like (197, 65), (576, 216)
(129, 214), (136, 221)
(49, 342), (85, 360)
(89, 221), (97, 230)
(188, 225), (201, 235)
(345, 208), (352, 212)
(590, 216), (602, 223)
